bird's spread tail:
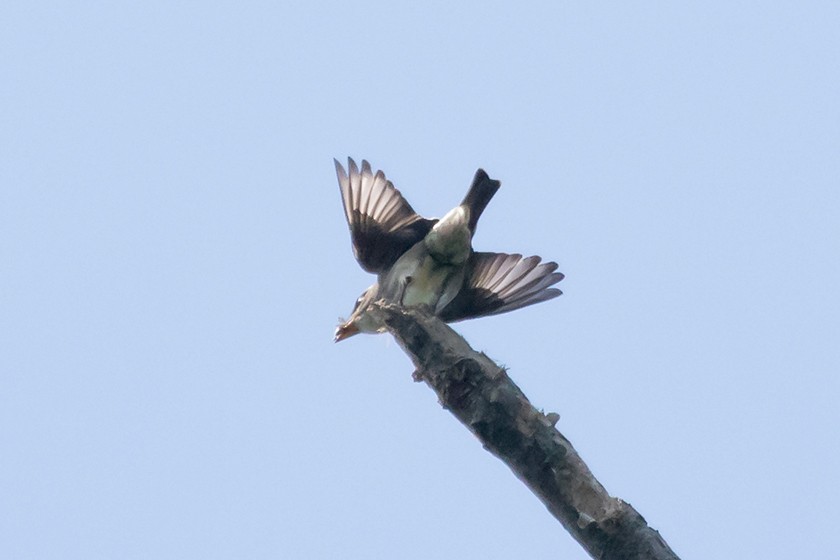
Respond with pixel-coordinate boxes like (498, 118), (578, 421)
(460, 169), (501, 234)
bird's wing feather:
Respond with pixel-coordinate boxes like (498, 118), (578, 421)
(335, 158), (436, 274)
(438, 252), (564, 322)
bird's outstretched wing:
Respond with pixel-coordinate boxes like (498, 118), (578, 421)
(335, 158), (436, 274)
(439, 252), (564, 322)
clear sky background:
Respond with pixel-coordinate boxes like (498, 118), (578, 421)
(2, 2), (838, 559)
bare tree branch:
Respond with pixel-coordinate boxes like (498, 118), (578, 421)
(368, 302), (681, 560)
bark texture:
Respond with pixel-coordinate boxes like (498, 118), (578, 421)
(368, 303), (681, 560)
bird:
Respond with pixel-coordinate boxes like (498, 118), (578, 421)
(333, 158), (564, 342)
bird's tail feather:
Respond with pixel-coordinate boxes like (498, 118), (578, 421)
(460, 169), (501, 234)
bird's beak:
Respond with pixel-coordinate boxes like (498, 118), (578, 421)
(334, 322), (360, 343)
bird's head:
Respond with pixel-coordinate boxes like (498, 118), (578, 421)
(334, 286), (377, 342)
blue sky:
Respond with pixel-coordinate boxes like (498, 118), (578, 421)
(2, 2), (838, 559)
